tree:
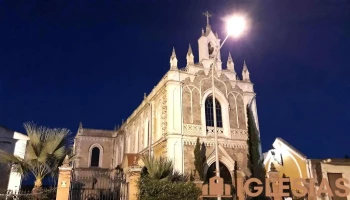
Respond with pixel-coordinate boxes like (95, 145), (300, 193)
(246, 106), (266, 200)
(194, 137), (206, 181)
(0, 122), (74, 193)
(141, 155), (174, 180)
(139, 156), (201, 200)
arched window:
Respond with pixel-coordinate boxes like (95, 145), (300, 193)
(205, 95), (223, 127)
(90, 147), (100, 167)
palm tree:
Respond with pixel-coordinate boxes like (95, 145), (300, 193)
(0, 122), (74, 193)
(141, 155), (173, 180)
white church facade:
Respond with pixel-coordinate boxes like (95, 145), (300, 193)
(73, 15), (261, 183)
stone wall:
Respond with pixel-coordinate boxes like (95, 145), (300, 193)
(225, 148), (250, 176)
(182, 70), (247, 129)
(184, 145), (196, 174)
(75, 137), (115, 168)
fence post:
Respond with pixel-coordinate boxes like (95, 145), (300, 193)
(126, 157), (142, 200)
(56, 155), (72, 200)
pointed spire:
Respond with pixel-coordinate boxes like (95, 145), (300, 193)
(215, 32), (219, 39)
(171, 47), (176, 58)
(62, 155), (70, 167)
(79, 122), (83, 129)
(228, 52), (233, 61)
(226, 52), (235, 72)
(187, 44), (193, 55)
(242, 60), (250, 82)
(201, 28), (204, 36)
(170, 47), (178, 69)
(186, 44), (194, 65)
(243, 60), (248, 71)
(144, 93), (147, 99)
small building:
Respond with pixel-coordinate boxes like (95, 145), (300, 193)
(0, 125), (29, 192)
(264, 138), (350, 200)
(309, 158), (350, 200)
(263, 137), (310, 193)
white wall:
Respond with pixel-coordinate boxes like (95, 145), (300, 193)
(0, 127), (28, 191)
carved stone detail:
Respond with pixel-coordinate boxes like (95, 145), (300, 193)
(183, 140), (248, 149)
(161, 89), (167, 136)
(230, 129), (248, 140)
(80, 137), (112, 142)
(183, 124), (202, 135)
(206, 126), (224, 136)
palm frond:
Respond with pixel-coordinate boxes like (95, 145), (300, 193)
(0, 150), (30, 176)
(25, 144), (39, 161)
(17, 122), (74, 187)
(141, 156), (173, 180)
(44, 128), (70, 155)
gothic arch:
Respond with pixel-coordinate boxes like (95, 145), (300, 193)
(204, 156), (234, 184)
(204, 155), (235, 175)
(182, 85), (201, 124)
(199, 75), (228, 97)
(201, 88), (230, 137)
(88, 143), (103, 167)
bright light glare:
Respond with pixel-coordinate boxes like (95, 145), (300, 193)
(227, 16), (246, 37)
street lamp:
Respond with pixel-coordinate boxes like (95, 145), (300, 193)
(211, 14), (247, 200)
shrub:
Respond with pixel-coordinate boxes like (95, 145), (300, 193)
(138, 176), (201, 200)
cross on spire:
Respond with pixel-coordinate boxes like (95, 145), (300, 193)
(203, 11), (212, 25)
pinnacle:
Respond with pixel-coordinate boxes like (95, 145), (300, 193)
(171, 47), (176, 58)
(243, 60), (248, 71)
(228, 52), (233, 61)
(187, 44), (193, 55)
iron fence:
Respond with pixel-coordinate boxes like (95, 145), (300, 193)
(0, 188), (57, 200)
(69, 168), (128, 200)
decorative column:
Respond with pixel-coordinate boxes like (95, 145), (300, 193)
(127, 157), (142, 200)
(56, 155), (72, 200)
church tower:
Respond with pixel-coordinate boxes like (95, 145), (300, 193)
(198, 11), (223, 71)
(72, 12), (261, 186)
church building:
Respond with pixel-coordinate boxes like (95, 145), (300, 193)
(72, 14), (261, 184)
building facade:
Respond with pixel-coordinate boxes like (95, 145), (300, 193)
(263, 137), (310, 194)
(309, 158), (350, 200)
(264, 138), (350, 200)
(73, 16), (261, 184)
(0, 126), (29, 192)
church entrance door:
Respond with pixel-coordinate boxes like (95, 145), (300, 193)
(205, 161), (232, 184)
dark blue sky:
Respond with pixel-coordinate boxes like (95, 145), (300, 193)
(0, 0), (349, 159)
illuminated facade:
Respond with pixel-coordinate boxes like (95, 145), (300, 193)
(73, 14), (261, 184)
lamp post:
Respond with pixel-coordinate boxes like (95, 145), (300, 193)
(211, 14), (247, 200)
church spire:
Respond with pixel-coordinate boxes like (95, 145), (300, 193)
(186, 44), (194, 65)
(170, 47), (178, 70)
(242, 60), (250, 82)
(226, 52), (235, 72)
(202, 11), (212, 34)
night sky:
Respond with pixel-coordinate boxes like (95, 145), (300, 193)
(0, 0), (349, 159)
